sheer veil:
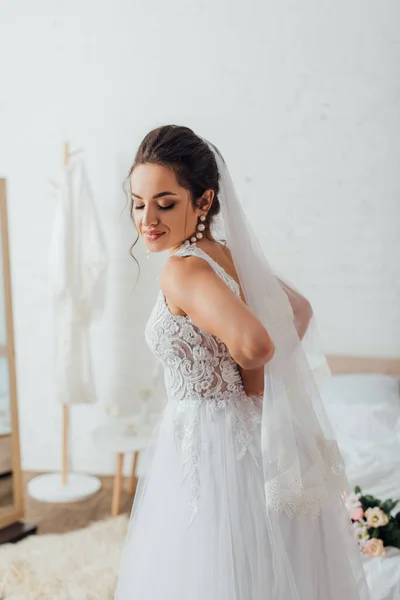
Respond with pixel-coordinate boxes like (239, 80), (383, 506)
(206, 141), (370, 600)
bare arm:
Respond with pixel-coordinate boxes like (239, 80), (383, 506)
(160, 256), (275, 370)
(238, 277), (313, 396)
(276, 277), (313, 341)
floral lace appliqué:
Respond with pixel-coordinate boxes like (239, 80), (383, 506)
(144, 245), (261, 521)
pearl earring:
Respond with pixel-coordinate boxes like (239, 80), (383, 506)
(183, 214), (207, 247)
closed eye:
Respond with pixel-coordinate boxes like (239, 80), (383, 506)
(133, 204), (175, 211)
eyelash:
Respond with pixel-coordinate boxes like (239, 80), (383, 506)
(133, 204), (175, 211)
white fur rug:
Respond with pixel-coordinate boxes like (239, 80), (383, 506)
(0, 515), (129, 599)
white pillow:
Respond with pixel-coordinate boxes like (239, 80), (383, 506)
(323, 373), (400, 405)
(321, 374), (400, 442)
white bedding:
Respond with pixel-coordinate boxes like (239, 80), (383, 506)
(322, 374), (400, 600)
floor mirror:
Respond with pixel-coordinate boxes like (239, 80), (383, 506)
(0, 178), (34, 542)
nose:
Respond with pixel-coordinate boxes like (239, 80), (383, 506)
(142, 205), (159, 228)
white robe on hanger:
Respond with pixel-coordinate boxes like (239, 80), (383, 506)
(49, 159), (107, 405)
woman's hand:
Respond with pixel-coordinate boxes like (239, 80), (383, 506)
(239, 365), (265, 398)
(276, 278), (313, 341)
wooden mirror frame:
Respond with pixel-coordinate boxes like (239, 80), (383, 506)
(0, 178), (24, 530)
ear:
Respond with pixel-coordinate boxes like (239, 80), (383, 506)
(196, 189), (214, 215)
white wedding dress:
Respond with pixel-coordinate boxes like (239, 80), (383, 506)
(115, 244), (367, 600)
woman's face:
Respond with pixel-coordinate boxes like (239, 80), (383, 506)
(130, 163), (202, 254)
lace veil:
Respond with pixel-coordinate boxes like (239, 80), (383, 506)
(206, 142), (370, 599)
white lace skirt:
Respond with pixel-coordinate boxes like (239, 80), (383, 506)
(115, 395), (368, 600)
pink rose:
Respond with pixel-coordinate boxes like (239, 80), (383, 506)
(362, 538), (385, 557)
(350, 507), (364, 521)
(365, 507), (389, 528)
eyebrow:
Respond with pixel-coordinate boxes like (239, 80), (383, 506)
(131, 191), (178, 200)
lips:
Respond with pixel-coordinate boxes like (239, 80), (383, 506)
(144, 231), (165, 241)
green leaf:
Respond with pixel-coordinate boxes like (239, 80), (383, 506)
(383, 538), (400, 550)
(381, 501), (394, 514)
(381, 500), (399, 514)
(354, 486), (361, 494)
(370, 528), (380, 539)
(385, 531), (400, 548)
(361, 495), (381, 509)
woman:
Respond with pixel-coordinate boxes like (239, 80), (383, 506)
(116, 126), (370, 600)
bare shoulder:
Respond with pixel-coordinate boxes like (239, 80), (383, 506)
(159, 254), (213, 294)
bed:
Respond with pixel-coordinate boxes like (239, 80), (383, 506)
(323, 356), (400, 600)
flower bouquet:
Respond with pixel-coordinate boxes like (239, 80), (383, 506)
(345, 486), (400, 557)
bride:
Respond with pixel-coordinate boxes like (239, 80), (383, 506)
(115, 125), (370, 600)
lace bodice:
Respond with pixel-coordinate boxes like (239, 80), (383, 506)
(145, 244), (262, 522)
(145, 244), (246, 406)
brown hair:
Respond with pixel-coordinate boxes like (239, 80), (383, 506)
(127, 125), (221, 261)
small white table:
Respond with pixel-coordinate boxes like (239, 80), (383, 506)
(92, 414), (158, 517)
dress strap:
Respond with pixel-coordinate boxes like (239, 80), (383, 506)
(173, 243), (240, 296)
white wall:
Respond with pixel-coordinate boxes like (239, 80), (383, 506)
(0, 0), (399, 474)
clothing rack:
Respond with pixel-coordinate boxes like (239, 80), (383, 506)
(26, 142), (101, 504)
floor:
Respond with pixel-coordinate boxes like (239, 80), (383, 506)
(23, 472), (135, 534)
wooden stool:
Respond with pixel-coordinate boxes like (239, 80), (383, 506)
(111, 450), (139, 517)
(92, 415), (158, 517)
